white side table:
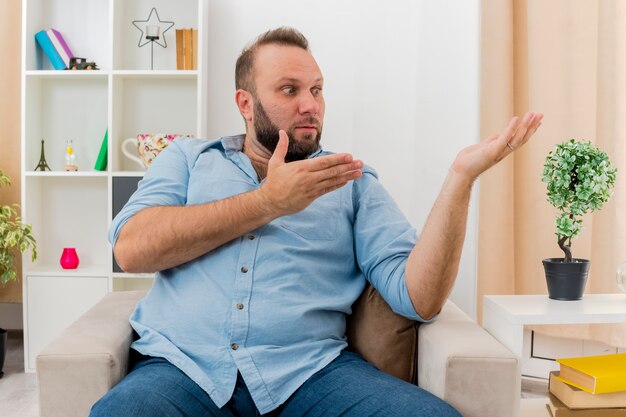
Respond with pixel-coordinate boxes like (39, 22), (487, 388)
(483, 294), (626, 417)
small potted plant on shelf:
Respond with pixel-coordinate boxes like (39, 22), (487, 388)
(0, 169), (37, 378)
(541, 139), (617, 300)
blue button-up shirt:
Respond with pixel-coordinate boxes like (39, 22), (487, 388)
(109, 135), (427, 414)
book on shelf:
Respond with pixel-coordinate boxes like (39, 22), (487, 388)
(176, 29), (184, 70)
(546, 393), (626, 417)
(34, 30), (66, 70)
(184, 29), (193, 70)
(93, 129), (108, 171)
(550, 372), (626, 409)
(556, 353), (626, 394)
(46, 28), (74, 68)
(192, 28), (198, 70)
(176, 28), (198, 70)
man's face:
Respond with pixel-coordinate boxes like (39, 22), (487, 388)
(249, 44), (325, 161)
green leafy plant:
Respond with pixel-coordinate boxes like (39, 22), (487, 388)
(542, 139), (617, 262)
(1, 170), (37, 284)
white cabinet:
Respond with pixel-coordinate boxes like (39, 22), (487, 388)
(21, 0), (207, 372)
(26, 274), (108, 370)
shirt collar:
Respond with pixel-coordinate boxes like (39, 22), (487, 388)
(221, 134), (246, 154)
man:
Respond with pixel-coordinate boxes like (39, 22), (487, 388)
(92, 27), (542, 416)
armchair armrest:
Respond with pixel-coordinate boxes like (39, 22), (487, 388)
(418, 300), (519, 417)
(37, 290), (146, 417)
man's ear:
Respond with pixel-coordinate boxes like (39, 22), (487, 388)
(235, 89), (254, 122)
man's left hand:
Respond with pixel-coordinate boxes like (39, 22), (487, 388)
(451, 112), (543, 184)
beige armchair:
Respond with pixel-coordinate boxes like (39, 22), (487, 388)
(36, 287), (519, 417)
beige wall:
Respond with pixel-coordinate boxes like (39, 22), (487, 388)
(0, 0), (23, 303)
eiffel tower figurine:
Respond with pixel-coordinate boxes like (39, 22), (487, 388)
(34, 139), (51, 171)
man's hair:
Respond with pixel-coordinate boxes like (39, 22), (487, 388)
(235, 27), (310, 93)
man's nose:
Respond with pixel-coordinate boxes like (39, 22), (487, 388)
(298, 91), (320, 115)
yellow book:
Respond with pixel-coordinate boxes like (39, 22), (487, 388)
(556, 353), (626, 394)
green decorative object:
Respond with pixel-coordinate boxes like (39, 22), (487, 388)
(34, 139), (51, 171)
(94, 129), (108, 171)
(0, 170), (37, 285)
(542, 139), (617, 262)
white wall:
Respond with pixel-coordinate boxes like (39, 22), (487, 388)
(205, 0), (480, 318)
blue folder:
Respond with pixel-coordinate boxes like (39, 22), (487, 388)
(35, 30), (66, 70)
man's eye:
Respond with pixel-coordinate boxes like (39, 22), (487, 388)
(281, 86), (296, 95)
(312, 87), (322, 96)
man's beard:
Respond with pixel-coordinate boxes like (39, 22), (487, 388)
(253, 98), (322, 162)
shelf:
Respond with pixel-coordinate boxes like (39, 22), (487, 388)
(24, 176), (109, 267)
(113, 70), (198, 79)
(112, 171), (145, 177)
(111, 76), (197, 170)
(27, 264), (109, 277)
(24, 76), (108, 170)
(24, 0), (110, 72)
(25, 70), (109, 79)
(25, 171), (108, 177)
(113, 0), (200, 71)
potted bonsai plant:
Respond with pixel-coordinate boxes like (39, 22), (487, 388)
(1, 169), (37, 377)
(541, 139), (616, 300)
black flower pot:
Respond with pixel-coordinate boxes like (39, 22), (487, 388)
(542, 258), (590, 300)
(0, 328), (6, 378)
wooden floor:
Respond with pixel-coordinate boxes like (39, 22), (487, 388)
(0, 331), (38, 417)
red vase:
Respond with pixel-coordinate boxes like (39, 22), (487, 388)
(60, 248), (79, 269)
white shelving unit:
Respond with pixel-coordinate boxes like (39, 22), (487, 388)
(20, 0), (208, 372)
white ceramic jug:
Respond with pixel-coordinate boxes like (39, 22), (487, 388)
(122, 133), (192, 168)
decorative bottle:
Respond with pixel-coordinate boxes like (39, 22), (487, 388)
(64, 139), (77, 171)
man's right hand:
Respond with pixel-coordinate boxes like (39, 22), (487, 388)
(259, 130), (363, 216)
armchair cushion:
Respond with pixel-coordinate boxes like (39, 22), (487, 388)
(346, 283), (418, 383)
(347, 284), (520, 417)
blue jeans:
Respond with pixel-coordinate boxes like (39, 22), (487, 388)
(90, 350), (462, 417)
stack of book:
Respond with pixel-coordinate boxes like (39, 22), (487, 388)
(34, 28), (74, 70)
(547, 353), (626, 416)
(175, 28), (198, 70)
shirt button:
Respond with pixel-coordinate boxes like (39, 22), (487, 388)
(231, 343), (238, 350)
(247, 235), (255, 240)
(236, 303), (244, 310)
(241, 266), (248, 273)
